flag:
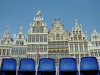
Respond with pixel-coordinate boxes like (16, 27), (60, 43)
(36, 48), (40, 59)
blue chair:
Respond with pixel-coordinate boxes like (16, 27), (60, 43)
(80, 57), (99, 75)
(1, 58), (17, 75)
(59, 58), (78, 75)
(38, 58), (56, 75)
(18, 58), (35, 75)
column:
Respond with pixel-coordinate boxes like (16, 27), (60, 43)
(43, 34), (44, 42)
(73, 44), (75, 58)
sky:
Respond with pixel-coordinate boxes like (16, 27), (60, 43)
(0, 0), (100, 39)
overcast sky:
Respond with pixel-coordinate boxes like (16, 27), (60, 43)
(0, 0), (100, 38)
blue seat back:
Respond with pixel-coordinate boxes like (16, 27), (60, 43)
(38, 58), (56, 75)
(2, 58), (16, 71)
(1, 58), (16, 75)
(59, 58), (78, 75)
(80, 57), (99, 75)
(19, 58), (35, 72)
(18, 58), (35, 75)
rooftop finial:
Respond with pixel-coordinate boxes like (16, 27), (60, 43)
(55, 18), (60, 24)
(75, 19), (78, 25)
(36, 10), (41, 17)
(5, 26), (8, 33)
(20, 26), (22, 32)
(93, 28), (96, 33)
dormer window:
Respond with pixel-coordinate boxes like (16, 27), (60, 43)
(79, 35), (82, 40)
(56, 34), (60, 40)
(74, 35), (77, 40)
(76, 31), (78, 34)
(83, 37), (85, 40)
(8, 41), (10, 44)
(95, 36), (97, 39)
(61, 35), (63, 40)
(22, 42), (24, 45)
(71, 37), (73, 40)
(53, 36), (55, 40)
(19, 35), (22, 39)
(79, 31), (81, 34)
(73, 31), (75, 34)
(37, 22), (40, 26)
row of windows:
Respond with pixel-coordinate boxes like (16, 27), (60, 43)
(48, 42), (68, 48)
(28, 35), (47, 42)
(90, 49), (100, 52)
(70, 54), (89, 58)
(16, 41), (24, 45)
(90, 49), (100, 57)
(32, 27), (44, 33)
(12, 50), (26, 55)
(70, 44), (88, 51)
(12, 47), (26, 51)
(27, 45), (48, 52)
(0, 49), (10, 55)
(71, 35), (86, 40)
(93, 35), (100, 40)
(53, 34), (63, 40)
(48, 53), (69, 58)
(73, 31), (81, 34)
(91, 52), (100, 57)
(92, 41), (100, 47)
(1, 40), (10, 45)
(12, 47), (26, 55)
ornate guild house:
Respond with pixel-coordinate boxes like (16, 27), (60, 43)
(0, 10), (100, 65)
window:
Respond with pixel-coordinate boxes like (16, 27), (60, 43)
(70, 44), (73, 51)
(74, 35), (77, 40)
(19, 35), (22, 39)
(73, 31), (75, 34)
(40, 45), (43, 52)
(44, 45), (47, 52)
(37, 22), (40, 26)
(0, 49), (2, 55)
(79, 31), (81, 34)
(95, 41), (98, 47)
(44, 35), (47, 42)
(56, 34), (60, 40)
(78, 35), (82, 40)
(83, 37), (85, 40)
(75, 44), (78, 51)
(36, 35), (39, 42)
(34, 35), (36, 42)
(40, 35), (43, 42)
(40, 27), (43, 33)
(28, 35), (31, 42)
(61, 35), (63, 40)
(76, 31), (78, 34)
(7, 49), (10, 55)
(84, 44), (88, 51)
(79, 44), (83, 51)
(71, 37), (73, 40)
(3, 49), (6, 55)
(53, 36), (55, 40)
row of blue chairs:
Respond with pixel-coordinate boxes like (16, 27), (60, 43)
(0, 57), (99, 75)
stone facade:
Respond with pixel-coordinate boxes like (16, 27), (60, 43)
(89, 29), (100, 65)
(69, 20), (89, 65)
(48, 19), (70, 64)
(11, 26), (27, 64)
(0, 10), (100, 65)
(27, 10), (48, 60)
